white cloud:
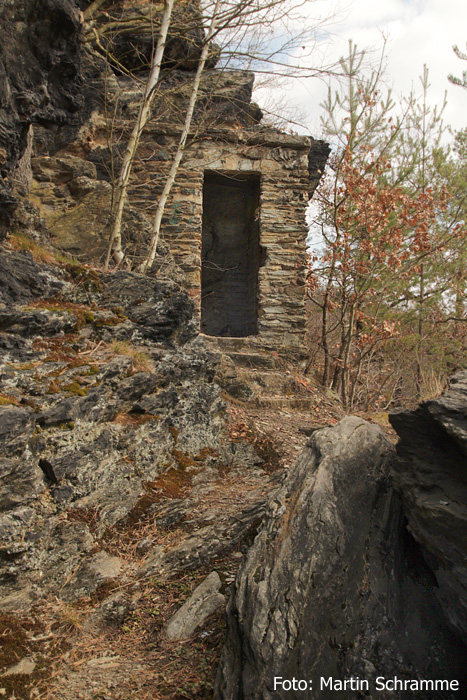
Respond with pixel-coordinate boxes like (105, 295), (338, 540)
(255, 0), (467, 138)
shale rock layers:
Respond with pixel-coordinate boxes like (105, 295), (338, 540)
(217, 380), (467, 699)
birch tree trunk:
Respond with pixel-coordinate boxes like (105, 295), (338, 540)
(104, 0), (175, 269)
(139, 0), (222, 274)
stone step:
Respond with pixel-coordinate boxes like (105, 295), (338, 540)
(239, 368), (314, 396)
(201, 335), (279, 360)
(223, 351), (278, 370)
(252, 395), (316, 411)
(204, 336), (316, 408)
(201, 336), (277, 369)
(240, 368), (288, 390)
(201, 335), (254, 352)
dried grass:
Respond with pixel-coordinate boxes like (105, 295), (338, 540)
(40, 571), (227, 700)
(0, 393), (19, 406)
(8, 232), (57, 264)
(113, 412), (157, 426)
(111, 340), (154, 373)
(7, 232), (82, 268)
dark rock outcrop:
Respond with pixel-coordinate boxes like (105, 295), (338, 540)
(0, 0), (84, 230)
(216, 400), (467, 699)
(0, 247), (230, 607)
(308, 140), (331, 197)
(0, 249), (65, 305)
(390, 371), (467, 645)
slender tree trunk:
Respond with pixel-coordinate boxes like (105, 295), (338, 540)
(331, 323), (346, 395)
(105, 0), (175, 269)
(322, 288), (331, 385)
(341, 305), (355, 408)
(455, 246), (466, 320)
(140, 0), (222, 274)
(349, 346), (364, 410)
(321, 229), (340, 386)
(331, 286), (349, 395)
(416, 265), (425, 398)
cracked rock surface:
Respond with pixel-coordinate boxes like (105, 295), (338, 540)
(216, 403), (467, 699)
(0, 248), (270, 611)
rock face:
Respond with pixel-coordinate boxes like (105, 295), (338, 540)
(390, 372), (467, 645)
(216, 407), (467, 699)
(0, 248), (66, 305)
(0, 0), (84, 229)
(86, 0), (214, 74)
(0, 247), (262, 609)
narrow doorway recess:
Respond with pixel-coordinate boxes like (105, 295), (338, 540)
(201, 171), (261, 337)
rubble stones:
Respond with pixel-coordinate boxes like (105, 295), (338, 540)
(165, 571), (225, 640)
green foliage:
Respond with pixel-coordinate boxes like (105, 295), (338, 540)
(448, 42), (467, 90)
(309, 45), (467, 409)
(63, 381), (89, 396)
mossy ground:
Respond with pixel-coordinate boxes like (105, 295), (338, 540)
(27, 299), (99, 330)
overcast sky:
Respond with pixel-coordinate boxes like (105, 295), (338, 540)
(256, 0), (467, 140)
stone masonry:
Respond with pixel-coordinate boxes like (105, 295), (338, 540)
(125, 120), (328, 351)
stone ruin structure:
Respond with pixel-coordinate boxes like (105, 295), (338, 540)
(127, 116), (329, 352)
(3, 0), (329, 354)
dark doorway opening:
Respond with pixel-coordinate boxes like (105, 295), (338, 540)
(201, 171), (261, 337)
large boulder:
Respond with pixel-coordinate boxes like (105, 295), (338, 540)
(216, 412), (467, 699)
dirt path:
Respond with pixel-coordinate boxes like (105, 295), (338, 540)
(9, 391), (397, 700)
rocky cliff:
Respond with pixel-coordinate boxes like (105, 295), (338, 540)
(0, 245), (270, 610)
(0, 0), (84, 230)
(0, 243), (281, 698)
